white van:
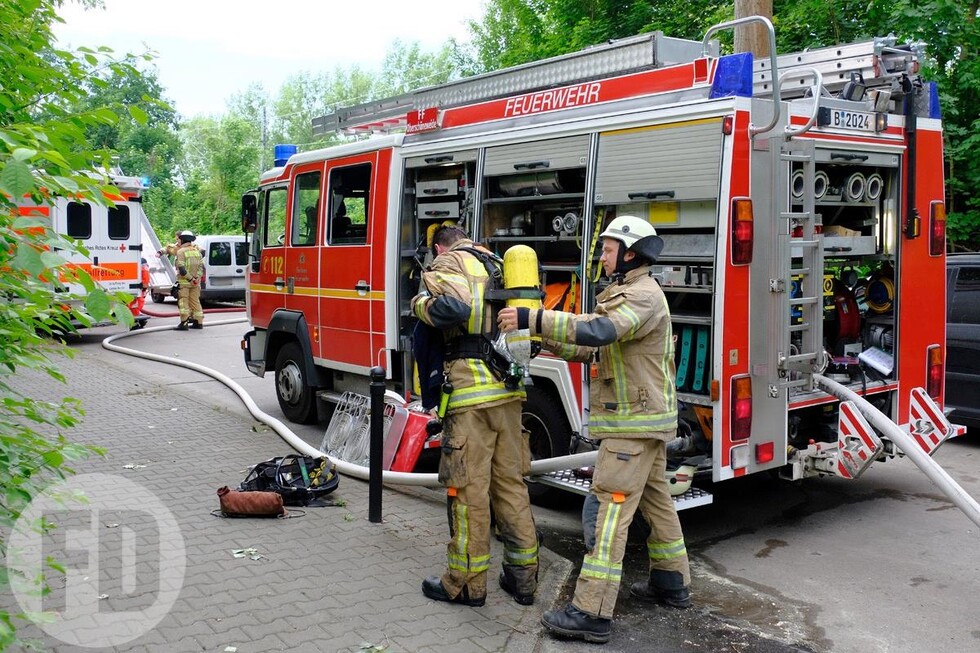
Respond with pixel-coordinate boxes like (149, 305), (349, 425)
(151, 234), (247, 303)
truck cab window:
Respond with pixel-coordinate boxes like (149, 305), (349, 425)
(329, 163), (371, 245)
(291, 171), (321, 246)
(262, 187), (287, 247)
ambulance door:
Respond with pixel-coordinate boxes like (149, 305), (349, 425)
(55, 196), (140, 297)
(318, 153), (383, 372)
(284, 164), (324, 342)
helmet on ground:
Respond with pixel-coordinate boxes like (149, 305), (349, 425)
(599, 215), (664, 263)
(665, 464), (697, 496)
(178, 230), (196, 243)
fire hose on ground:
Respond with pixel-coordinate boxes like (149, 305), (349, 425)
(102, 320), (598, 488)
(814, 373), (980, 529)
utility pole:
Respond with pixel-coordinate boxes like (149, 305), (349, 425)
(734, 0), (773, 57)
(260, 105), (268, 174)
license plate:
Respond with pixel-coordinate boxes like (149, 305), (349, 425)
(819, 107), (876, 132)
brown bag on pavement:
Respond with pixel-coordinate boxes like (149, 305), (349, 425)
(216, 486), (286, 517)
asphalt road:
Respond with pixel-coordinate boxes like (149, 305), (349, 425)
(71, 313), (980, 653)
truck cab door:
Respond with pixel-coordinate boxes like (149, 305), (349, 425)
(283, 164), (324, 339)
(249, 184), (289, 324)
(318, 152), (386, 372)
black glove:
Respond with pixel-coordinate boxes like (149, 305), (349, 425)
(177, 266), (187, 276)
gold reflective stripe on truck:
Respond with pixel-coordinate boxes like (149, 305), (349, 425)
(248, 283), (384, 301)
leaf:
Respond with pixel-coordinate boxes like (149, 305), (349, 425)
(84, 289), (112, 321)
(128, 104), (149, 125)
(40, 251), (66, 270)
(13, 243), (45, 277)
(0, 159), (35, 198)
(12, 147), (37, 162)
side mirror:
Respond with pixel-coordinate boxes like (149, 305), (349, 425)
(241, 194), (257, 234)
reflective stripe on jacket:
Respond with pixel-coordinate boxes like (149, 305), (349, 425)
(530, 266), (677, 440)
(412, 239), (524, 412)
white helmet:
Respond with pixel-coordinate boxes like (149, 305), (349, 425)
(599, 215), (664, 263)
(178, 230), (196, 243)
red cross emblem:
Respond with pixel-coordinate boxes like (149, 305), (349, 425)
(119, 243), (127, 252)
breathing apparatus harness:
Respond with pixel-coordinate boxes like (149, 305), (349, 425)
(443, 246), (542, 390)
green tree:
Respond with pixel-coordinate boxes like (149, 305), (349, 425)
(0, 0), (143, 646)
(175, 113), (262, 234)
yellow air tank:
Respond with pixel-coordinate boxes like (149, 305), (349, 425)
(502, 245), (542, 311)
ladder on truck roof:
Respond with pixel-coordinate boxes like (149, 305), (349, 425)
(312, 28), (926, 137)
(312, 31), (718, 136)
(754, 36), (925, 100)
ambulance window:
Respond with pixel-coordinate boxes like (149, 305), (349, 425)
(328, 163), (370, 245)
(107, 205), (130, 240)
(291, 171), (321, 246)
(66, 202), (92, 239)
(263, 187), (287, 247)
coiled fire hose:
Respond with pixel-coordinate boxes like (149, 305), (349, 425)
(103, 320), (597, 487)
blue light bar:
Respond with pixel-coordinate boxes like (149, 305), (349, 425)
(926, 82), (941, 120)
(709, 53), (754, 99)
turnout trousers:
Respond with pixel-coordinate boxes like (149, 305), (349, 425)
(177, 282), (204, 324)
(439, 398), (539, 600)
(574, 434), (690, 618)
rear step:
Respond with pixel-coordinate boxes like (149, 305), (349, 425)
(529, 470), (713, 510)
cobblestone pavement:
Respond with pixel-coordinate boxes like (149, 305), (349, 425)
(2, 339), (572, 653)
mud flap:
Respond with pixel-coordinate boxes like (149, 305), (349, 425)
(835, 400), (882, 479)
(908, 387), (954, 456)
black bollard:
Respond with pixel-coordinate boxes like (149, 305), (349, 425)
(368, 366), (386, 523)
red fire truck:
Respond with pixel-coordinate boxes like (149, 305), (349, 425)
(241, 18), (961, 508)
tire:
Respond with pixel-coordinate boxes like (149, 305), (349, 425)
(274, 342), (318, 424)
(151, 292), (166, 304)
(522, 385), (572, 504)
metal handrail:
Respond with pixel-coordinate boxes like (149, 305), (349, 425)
(781, 67), (825, 137)
(702, 15), (780, 136)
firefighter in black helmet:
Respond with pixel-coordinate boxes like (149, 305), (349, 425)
(174, 230), (204, 331)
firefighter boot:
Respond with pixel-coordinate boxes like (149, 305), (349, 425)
(498, 564), (535, 605)
(541, 603), (611, 644)
(175, 321), (189, 331)
(189, 320), (203, 329)
(629, 569), (691, 609)
(421, 576), (485, 607)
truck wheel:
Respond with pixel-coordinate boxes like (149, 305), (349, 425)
(275, 342), (318, 424)
(151, 292), (166, 304)
(522, 385), (572, 504)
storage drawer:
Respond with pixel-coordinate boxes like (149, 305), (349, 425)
(417, 202), (460, 219)
(416, 179), (458, 198)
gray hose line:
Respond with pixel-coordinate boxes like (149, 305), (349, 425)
(814, 373), (980, 528)
(103, 322), (598, 486)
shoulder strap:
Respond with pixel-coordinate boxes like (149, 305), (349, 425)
(457, 246), (543, 303)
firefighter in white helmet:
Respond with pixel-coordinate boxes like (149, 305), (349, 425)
(174, 230), (204, 331)
(499, 214), (690, 644)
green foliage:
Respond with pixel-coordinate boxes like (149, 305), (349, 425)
(0, 0), (144, 646)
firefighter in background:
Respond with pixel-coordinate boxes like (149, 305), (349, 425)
(499, 215), (690, 644)
(173, 230), (204, 331)
(412, 225), (539, 607)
